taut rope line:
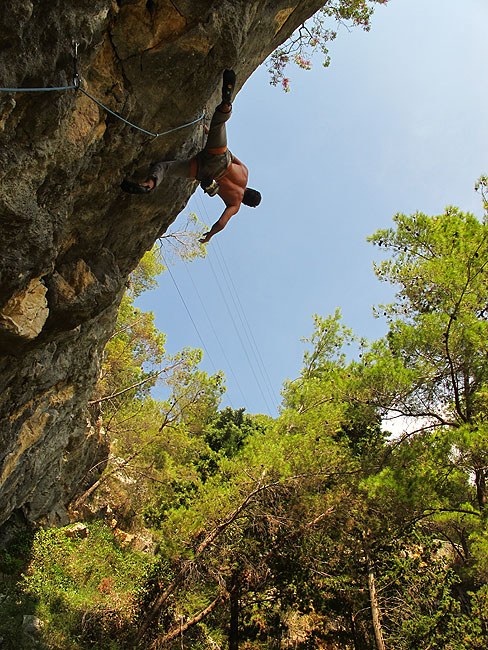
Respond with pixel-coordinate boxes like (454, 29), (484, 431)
(0, 42), (205, 139)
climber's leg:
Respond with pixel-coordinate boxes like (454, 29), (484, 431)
(120, 71), (236, 195)
(204, 104), (232, 152)
(147, 158), (193, 188)
(203, 70), (236, 152)
(121, 158), (195, 194)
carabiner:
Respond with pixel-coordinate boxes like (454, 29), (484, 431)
(72, 41), (80, 89)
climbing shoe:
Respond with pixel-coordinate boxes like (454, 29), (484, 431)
(121, 179), (152, 194)
(222, 69), (236, 104)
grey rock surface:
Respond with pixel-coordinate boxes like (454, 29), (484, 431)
(0, 0), (324, 530)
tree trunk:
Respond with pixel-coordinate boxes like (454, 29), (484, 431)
(229, 571), (240, 650)
(349, 606), (360, 650)
(364, 544), (386, 650)
(475, 466), (487, 510)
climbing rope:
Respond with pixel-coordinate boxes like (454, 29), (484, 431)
(78, 87), (205, 138)
(0, 42), (205, 139)
(194, 191), (276, 414)
(0, 84), (77, 92)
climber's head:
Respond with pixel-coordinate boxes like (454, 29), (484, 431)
(242, 188), (262, 208)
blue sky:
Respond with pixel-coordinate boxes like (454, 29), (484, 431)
(137, 0), (488, 416)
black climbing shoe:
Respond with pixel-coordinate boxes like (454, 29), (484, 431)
(121, 179), (152, 194)
(222, 69), (236, 104)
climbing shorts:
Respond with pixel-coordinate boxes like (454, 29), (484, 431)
(194, 149), (232, 181)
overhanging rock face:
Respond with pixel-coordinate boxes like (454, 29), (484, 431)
(0, 0), (324, 530)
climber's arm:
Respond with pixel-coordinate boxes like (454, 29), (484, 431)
(199, 204), (239, 243)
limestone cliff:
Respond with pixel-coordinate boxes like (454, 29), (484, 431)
(0, 0), (324, 531)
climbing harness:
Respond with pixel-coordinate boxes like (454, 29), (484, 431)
(201, 178), (220, 197)
(0, 41), (205, 139)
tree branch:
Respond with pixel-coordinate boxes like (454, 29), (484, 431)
(72, 410), (177, 507)
(89, 362), (179, 405)
(151, 592), (224, 649)
(134, 470), (273, 645)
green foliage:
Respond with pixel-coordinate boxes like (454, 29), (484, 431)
(267, 0), (388, 90)
(0, 523), (154, 650)
(97, 293), (167, 407)
(203, 407), (259, 456)
(128, 248), (165, 297)
(195, 407), (267, 480)
(25, 523), (150, 604)
(130, 217), (208, 295)
(0, 529), (37, 649)
(367, 210), (488, 516)
(475, 175), (488, 214)
(375, 534), (475, 650)
(159, 212), (208, 264)
(16, 193), (488, 649)
(0, 528), (35, 576)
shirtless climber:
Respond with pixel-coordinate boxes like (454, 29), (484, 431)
(121, 70), (261, 244)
